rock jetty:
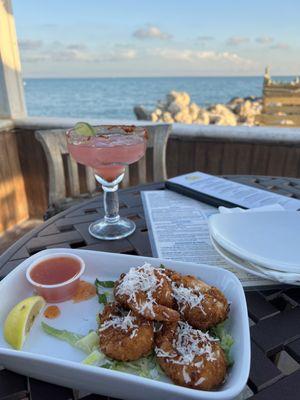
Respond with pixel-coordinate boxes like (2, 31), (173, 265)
(134, 91), (262, 126)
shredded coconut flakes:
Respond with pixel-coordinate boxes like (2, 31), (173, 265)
(155, 322), (218, 366)
(183, 366), (191, 383)
(195, 377), (206, 386)
(116, 263), (167, 317)
(99, 312), (138, 334)
(172, 283), (207, 315)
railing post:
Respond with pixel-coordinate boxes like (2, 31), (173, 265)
(0, 0), (27, 118)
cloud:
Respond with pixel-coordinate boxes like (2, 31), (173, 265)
(271, 42), (290, 50)
(107, 49), (137, 61)
(256, 36), (274, 44)
(51, 49), (92, 62)
(19, 39), (43, 51)
(226, 36), (250, 46)
(22, 50), (89, 63)
(198, 36), (214, 42)
(22, 54), (48, 63)
(150, 48), (253, 66)
(21, 43), (137, 64)
(133, 25), (172, 40)
(66, 43), (87, 51)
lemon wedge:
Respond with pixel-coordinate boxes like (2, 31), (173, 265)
(4, 296), (46, 350)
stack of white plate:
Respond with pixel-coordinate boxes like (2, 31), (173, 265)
(208, 211), (300, 285)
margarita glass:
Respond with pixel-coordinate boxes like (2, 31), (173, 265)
(66, 125), (147, 240)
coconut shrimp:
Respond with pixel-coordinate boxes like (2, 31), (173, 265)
(155, 321), (227, 391)
(170, 273), (229, 330)
(99, 303), (154, 361)
(114, 264), (179, 322)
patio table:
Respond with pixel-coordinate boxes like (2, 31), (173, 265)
(1, 175), (300, 400)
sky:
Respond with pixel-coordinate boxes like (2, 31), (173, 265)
(12, 0), (300, 78)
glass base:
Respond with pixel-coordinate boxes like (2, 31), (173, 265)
(88, 217), (136, 240)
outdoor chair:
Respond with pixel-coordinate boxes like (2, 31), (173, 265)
(35, 124), (172, 219)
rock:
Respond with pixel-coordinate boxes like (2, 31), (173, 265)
(166, 91), (190, 108)
(174, 109), (193, 124)
(235, 100), (262, 125)
(226, 97), (245, 113)
(208, 104), (237, 126)
(189, 103), (200, 121)
(162, 112), (174, 123)
(150, 112), (158, 122)
(134, 105), (151, 120)
(134, 91), (262, 126)
(245, 95), (260, 102)
(195, 110), (210, 125)
(167, 101), (182, 115)
(157, 100), (168, 111)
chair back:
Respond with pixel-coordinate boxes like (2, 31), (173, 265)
(35, 124), (171, 205)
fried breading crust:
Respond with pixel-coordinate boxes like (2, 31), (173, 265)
(99, 303), (154, 361)
(114, 266), (179, 322)
(155, 322), (227, 391)
(171, 273), (229, 330)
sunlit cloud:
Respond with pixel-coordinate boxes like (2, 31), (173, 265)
(149, 48), (254, 66)
(256, 36), (274, 44)
(107, 49), (137, 61)
(133, 25), (172, 40)
(226, 36), (250, 46)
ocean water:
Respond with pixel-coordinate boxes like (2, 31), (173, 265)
(23, 76), (290, 120)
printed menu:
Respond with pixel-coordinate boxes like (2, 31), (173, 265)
(142, 189), (277, 289)
(166, 171), (300, 210)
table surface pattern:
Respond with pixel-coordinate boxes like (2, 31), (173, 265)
(1, 175), (300, 400)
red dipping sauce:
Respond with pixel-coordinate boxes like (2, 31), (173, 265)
(26, 253), (85, 303)
(30, 257), (81, 285)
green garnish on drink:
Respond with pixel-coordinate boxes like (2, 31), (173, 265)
(74, 122), (96, 137)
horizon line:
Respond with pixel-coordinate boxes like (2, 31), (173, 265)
(22, 74), (296, 80)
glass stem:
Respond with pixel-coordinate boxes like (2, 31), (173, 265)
(95, 172), (125, 225)
(102, 184), (120, 223)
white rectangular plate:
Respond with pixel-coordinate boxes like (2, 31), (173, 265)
(0, 249), (250, 400)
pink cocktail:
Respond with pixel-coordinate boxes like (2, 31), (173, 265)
(68, 131), (146, 182)
(66, 125), (147, 240)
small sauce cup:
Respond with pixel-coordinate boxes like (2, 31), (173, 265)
(26, 253), (85, 303)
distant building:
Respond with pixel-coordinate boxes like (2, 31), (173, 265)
(257, 67), (300, 127)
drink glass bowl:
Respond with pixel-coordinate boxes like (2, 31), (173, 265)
(66, 125), (147, 240)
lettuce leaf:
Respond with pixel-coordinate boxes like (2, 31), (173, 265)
(41, 322), (161, 378)
(210, 321), (234, 366)
(82, 349), (105, 365)
(75, 331), (99, 354)
(95, 279), (115, 288)
(95, 279), (114, 304)
(41, 322), (99, 354)
(99, 352), (161, 379)
(41, 322), (83, 346)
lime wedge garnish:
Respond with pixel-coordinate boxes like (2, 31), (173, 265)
(4, 296), (46, 350)
(74, 122), (96, 137)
